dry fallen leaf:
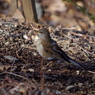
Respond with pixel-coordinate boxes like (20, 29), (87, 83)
(4, 55), (18, 61)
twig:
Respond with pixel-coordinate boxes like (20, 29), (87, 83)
(78, 45), (90, 60)
(40, 58), (44, 90)
(31, 24), (40, 30)
(76, 44), (95, 59)
(16, 47), (28, 64)
(88, 71), (95, 74)
(62, 33), (95, 58)
(0, 72), (36, 88)
(10, 60), (16, 72)
(61, 27), (78, 30)
(44, 61), (53, 68)
(1, 88), (8, 95)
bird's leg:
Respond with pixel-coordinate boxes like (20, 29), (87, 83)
(40, 58), (44, 90)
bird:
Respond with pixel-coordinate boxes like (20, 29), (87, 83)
(34, 28), (84, 69)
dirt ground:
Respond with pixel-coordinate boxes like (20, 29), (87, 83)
(0, 18), (95, 95)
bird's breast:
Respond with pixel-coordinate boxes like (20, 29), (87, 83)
(36, 39), (53, 59)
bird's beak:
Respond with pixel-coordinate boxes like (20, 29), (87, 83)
(33, 30), (39, 33)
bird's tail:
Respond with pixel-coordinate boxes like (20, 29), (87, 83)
(69, 59), (84, 69)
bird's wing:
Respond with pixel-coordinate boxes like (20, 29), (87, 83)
(41, 39), (83, 69)
(51, 40), (84, 69)
(41, 39), (70, 61)
(51, 39), (71, 62)
(41, 41), (61, 58)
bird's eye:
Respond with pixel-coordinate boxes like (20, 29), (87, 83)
(40, 31), (43, 33)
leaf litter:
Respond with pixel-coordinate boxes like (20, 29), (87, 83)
(0, 18), (95, 95)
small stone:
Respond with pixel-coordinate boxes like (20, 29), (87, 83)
(76, 70), (80, 75)
(66, 85), (75, 91)
(5, 42), (9, 46)
(0, 29), (3, 34)
(33, 52), (37, 56)
(28, 68), (34, 72)
(47, 69), (51, 72)
(78, 83), (83, 87)
(55, 91), (61, 95)
(23, 35), (28, 39)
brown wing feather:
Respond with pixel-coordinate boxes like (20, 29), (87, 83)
(51, 40), (71, 62)
(41, 41), (61, 58)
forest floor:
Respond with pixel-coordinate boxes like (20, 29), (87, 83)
(0, 18), (95, 95)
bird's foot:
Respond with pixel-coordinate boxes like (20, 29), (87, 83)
(56, 60), (63, 63)
(47, 57), (55, 61)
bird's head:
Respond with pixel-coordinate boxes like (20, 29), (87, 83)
(34, 28), (50, 39)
